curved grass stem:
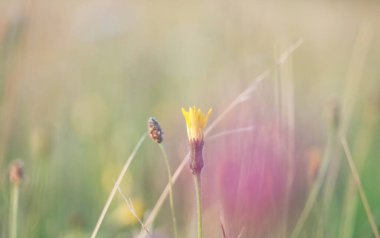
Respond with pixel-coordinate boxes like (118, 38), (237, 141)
(159, 143), (178, 238)
(90, 133), (146, 238)
(290, 132), (335, 238)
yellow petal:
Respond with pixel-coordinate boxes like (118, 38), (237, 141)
(181, 106), (212, 141)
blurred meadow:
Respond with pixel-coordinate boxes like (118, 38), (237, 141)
(1, 0), (380, 237)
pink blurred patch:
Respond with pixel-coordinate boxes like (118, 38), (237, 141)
(203, 124), (290, 237)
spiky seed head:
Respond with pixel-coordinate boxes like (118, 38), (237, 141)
(148, 117), (163, 143)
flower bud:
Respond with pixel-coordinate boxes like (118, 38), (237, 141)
(182, 106), (212, 175)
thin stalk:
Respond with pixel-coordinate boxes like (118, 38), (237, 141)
(340, 136), (380, 238)
(275, 39), (303, 237)
(220, 218), (227, 238)
(158, 143), (178, 238)
(339, 109), (377, 238)
(207, 126), (255, 141)
(338, 23), (373, 238)
(116, 186), (153, 238)
(90, 133), (146, 238)
(194, 174), (202, 238)
(290, 131), (335, 238)
(9, 184), (19, 238)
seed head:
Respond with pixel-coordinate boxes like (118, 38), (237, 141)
(9, 160), (24, 185)
(148, 117), (163, 143)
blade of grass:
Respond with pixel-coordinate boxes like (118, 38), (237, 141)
(337, 22), (373, 238)
(90, 133), (147, 238)
(207, 126), (255, 141)
(339, 106), (378, 238)
(116, 186), (152, 238)
(290, 130), (336, 238)
(340, 136), (380, 238)
(324, 24), (373, 233)
(158, 143), (178, 238)
(276, 38), (303, 237)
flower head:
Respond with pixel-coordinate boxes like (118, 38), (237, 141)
(181, 106), (212, 141)
(182, 106), (212, 175)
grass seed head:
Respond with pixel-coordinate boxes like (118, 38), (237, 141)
(9, 160), (24, 185)
(148, 117), (164, 143)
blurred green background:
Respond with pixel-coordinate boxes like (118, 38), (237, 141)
(1, 0), (380, 237)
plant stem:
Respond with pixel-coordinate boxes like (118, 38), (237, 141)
(159, 143), (178, 238)
(117, 187), (153, 238)
(194, 173), (202, 238)
(340, 136), (380, 238)
(290, 131), (335, 238)
(9, 184), (19, 238)
(91, 133), (146, 238)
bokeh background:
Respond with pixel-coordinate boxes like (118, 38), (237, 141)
(1, 0), (380, 237)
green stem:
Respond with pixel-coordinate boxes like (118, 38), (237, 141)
(159, 144), (178, 238)
(290, 131), (335, 238)
(340, 136), (380, 238)
(10, 184), (19, 238)
(194, 173), (202, 238)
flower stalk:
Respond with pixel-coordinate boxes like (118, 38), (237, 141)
(182, 106), (212, 238)
(10, 185), (19, 238)
(194, 173), (202, 238)
(148, 117), (178, 238)
(159, 144), (178, 238)
(9, 160), (23, 238)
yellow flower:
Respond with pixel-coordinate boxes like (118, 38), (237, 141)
(111, 199), (145, 227)
(181, 106), (212, 141)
